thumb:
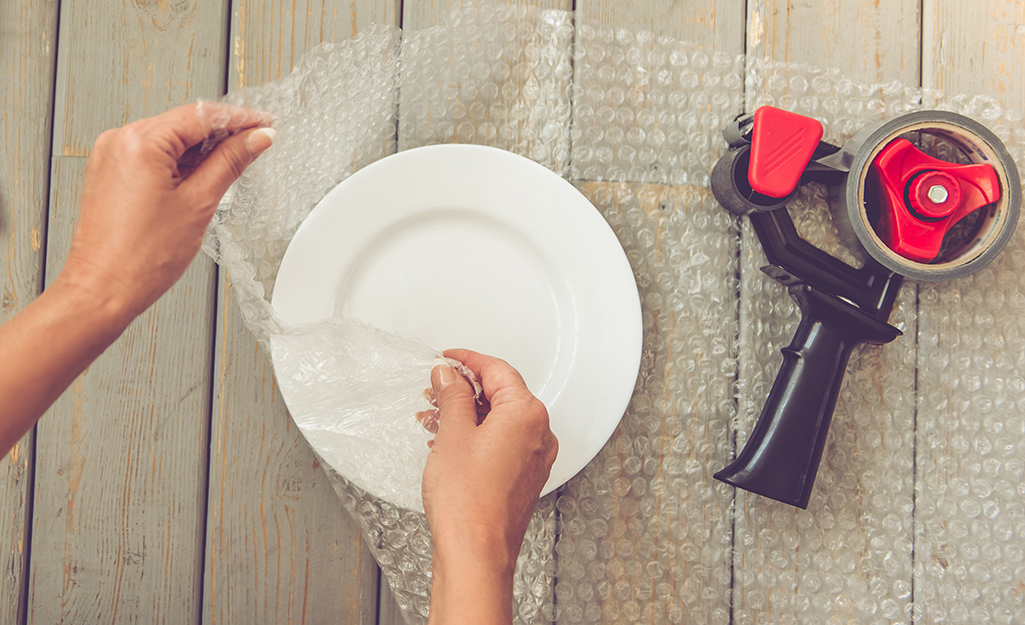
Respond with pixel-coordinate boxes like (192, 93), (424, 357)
(182, 126), (276, 205)
(431, 365), (478, 440)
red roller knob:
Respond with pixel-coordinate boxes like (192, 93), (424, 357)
(870, 138), (1000, 262)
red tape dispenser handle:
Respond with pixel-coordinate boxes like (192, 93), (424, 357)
(748, 106), (824, 198)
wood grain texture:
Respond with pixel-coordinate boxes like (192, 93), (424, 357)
(230, 0), (399, 90)
(27, 0), (228, 622)
(746, 0), (920, 82)
(554, 5), (745, 625)
(31, 157), (217, 624)
(49, 1), (228, 157)
(403, 0), (571, 30)
(738, 1), (922, 622)
(557, 182), (738, 625)
(0, 2), (60, 623)
(921, 0), (1023, 99)
(916, 2), (1025, 623)
(734, 2), (922, 624)
(377, 578), (404, 625)
(576, 0), (744, 51)
(204, 1), (398, 624)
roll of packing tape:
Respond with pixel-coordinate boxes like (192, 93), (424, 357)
(842, 110), (1021, 282)
(711, 145), (794, 216)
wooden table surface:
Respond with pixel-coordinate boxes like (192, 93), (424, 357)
(1, 1), (1022, 623)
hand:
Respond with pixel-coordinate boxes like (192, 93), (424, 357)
(0, 103), (274, 456)
(423, 349), (558, 625)
(56, 102), (275, 323)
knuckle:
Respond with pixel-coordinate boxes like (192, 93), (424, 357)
(528, 398), (549, 422)
(436, 383), (473, 408)
(92, 129), (117, 152)
(117, 125), (149, 157)
(217, 146), (249, 180)
(524, 401), (553, 446)
(547, 434), (559, 464)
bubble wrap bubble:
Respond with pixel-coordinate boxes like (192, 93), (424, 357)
(397, 5), (574, 172)
(203, 5), (1025, 624)
(911, 90), (1025, 625)
(731, 63), (1025, 625)
(553, 183), (738, 625)
(569, 28), (745, 186)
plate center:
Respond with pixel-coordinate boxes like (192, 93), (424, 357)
(334, 208), (565, 397)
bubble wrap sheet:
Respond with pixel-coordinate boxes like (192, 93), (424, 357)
(203, 5), (1025, 624)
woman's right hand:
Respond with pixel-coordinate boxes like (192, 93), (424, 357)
(422, 349), (558, 625)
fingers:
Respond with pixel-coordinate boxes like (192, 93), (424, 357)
(416, 408), (440, 434)
(144, 102), (274, 158)
(181, 127), (276, 208)
(431, 365), (480, 442)
(441, 349), (533, 406)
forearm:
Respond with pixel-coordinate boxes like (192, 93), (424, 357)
(0, 276), (132, 455)
(428, 528), (517, 625)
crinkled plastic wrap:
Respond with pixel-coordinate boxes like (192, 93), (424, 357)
(203, 4), (1025, 624)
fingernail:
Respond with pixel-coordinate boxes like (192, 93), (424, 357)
(431, 365), (458, 390)
(245, 127), (276, 155)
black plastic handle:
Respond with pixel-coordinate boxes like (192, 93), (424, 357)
(714, 283), (901, 508)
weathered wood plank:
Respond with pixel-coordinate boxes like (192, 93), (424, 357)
(403, 0), (570, 30)
(204, 1), (397, 624)
(0, 2), (60, 623)
(377, 578), (404, 625)
(734, 2), (921, 624)
(205, 289), (380, 625)
(916, 2), (1025, 623)
(385, 3), (578, 618)
(27, 1), (228, 622)
(552, 181), (738, 625)
(576, 0), (743, 49)
(550, 4), (744, 624)
(228, 0), (399, 90)
(747, 0), (920, 81)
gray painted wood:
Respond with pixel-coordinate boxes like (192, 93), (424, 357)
(915, 2), (1025, 623)
(2, 1), (1019, 623)
(387, 2), (578, 618)
(553, 3), (745, 625)
(403, 0), (571, 30)
(577, 0), (744, 50)
(0, 2), (60, 624)
(746, 0), (921, 81)
(733, 3), (922, 623)
(204, 291), (380, 625)
(203, 1), (397, 624)
(26, 0), (228, 622)
(377, 578), (405, 625)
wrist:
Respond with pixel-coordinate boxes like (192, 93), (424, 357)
(432, 520), (519, 579)
(429, 530), (516, 625)
(48, 274), (137, 338)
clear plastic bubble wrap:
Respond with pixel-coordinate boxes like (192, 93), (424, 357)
(203, 4), (1025, 624)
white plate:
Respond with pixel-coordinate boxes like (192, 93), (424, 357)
(271, 144), (642, 506)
